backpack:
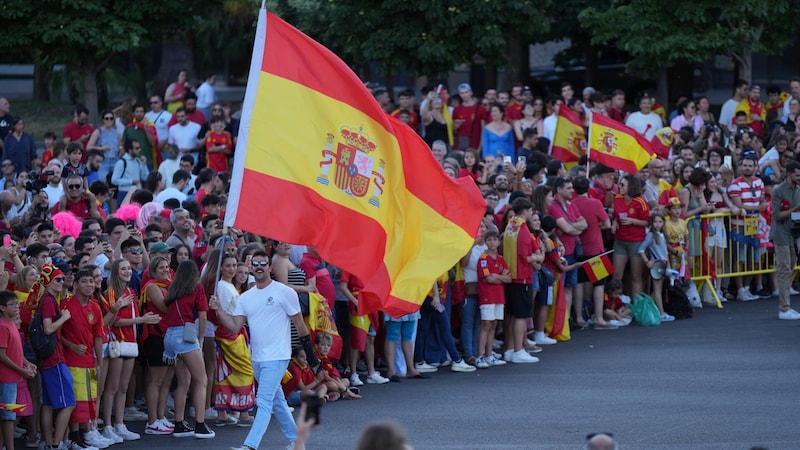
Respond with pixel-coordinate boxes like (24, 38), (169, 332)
(106, 158), (128, 190)
(28, 300), (58, 360)
(665, 286), (694, 319)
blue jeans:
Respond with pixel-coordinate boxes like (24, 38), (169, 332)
(460, 296), (480, 358)
(243, 359), (296, 449)
(415, 297), (460, 364)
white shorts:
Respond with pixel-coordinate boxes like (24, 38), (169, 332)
(480, 304), (504, 321)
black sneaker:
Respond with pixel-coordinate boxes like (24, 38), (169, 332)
(172, 420), (194, 438)
(193, 422), (215, 439)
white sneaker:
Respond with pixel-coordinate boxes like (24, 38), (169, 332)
(487, 356), (507, 366)
(791, 288), (800, 295)
(414, 362), (438, 373)
(511, 350), (539, 363)
(100, 427), (122, 444)
(145, 420), (173, 435)
(474, 356), (490, 369)
(70, 440), (98, 450)
(737, 287), (757, 302)
(450, 359), (476, 373)
(535, 334), (557, 345)
(366, 372), (389, 384)
(83, 430), (111, 448)
(112, 424), (140, 441)
(157, 417), (175, 430)
(778, 308), (800, 320)
(349, 373), (364, 386)
(204, 408), (218, 420)
(661, 313), (675, 322)
(503, 349), (514, 361)
(123, 407), (147, 421)
(525, 338), (537, 347)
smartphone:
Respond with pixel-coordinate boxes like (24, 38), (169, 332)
(301, 392), (321, 425)
(503, 156), (512, 165)
(2, 235), (10, 247)
(518, 156), (527, 166)
(723, 155), (732, 168)
(99, 233), (109, 244)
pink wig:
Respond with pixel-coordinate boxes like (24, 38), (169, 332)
(137, 202), (163, 229)
(114, 204), (141, 223)
(51, 212), (83, 238)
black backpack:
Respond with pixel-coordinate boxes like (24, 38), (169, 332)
(106, 158), (127, 191)
(665, 286), (693, 319)
(28, 301), (58, 360)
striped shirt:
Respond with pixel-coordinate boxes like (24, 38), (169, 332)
(727, 176), (764, 226)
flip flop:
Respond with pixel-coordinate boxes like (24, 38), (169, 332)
(408, 373), (430, 379)
(388, 375), (402, 382)
(594, 323), (619, 330)
(348, 387), (361, 395)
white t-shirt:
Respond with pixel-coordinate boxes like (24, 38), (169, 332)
(625, 112), (663, 140)
(158, 159), (180, 187)
(464, 244), (488, 283)
(196, 82), (217, 109)
(145, 110), (173, 144)
(542, 114), (557, 143)
(758, 147), (779, 168)
(43, 184), (64, 209)
(168, 122), (201, 163)
(233, 281), (300, 362)
(155, 187), (187, 205)
(718, 99), (739, 131)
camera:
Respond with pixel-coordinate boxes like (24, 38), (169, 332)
(704, 123), (719, 134)
(25, 170), (54, 193)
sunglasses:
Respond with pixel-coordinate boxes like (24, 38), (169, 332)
(103, 116), (114, 121)
(68, 184), (82, 190)
(54, 277), (65, 282)
(127, 248), (143, 255)
(251, 261), (269, 267)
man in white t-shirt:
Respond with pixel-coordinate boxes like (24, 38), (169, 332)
(167, 107), (202, 165)
(542, 98), (563, 144)
(145, 95), (172, 148)
(211, 251), (317, 450)
(195, 74), (217, 120)
(719, 80), (749, 133)
(154, 170), (190, 205)
(625, 96), (664, 141)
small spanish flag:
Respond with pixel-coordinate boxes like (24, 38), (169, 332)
(550, 105), (586, 163)
(589, 114), (655, 173)
(583, 253), (614, 284)
(650, 127), (674, 160)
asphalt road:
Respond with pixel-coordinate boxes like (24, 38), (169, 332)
(21, 298), (800, 449)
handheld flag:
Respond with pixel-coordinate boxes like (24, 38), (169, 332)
(224, 11), (485, 317)
(589, 114), (655, 173)
(583, 252), (614, 284)
(550, 106), (586, 163)
(650, 127), (674, 160)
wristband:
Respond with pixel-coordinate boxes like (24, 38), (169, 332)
(299, 334), (320, 368)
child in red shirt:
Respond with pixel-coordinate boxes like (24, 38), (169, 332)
(476, 230), (511, 369)
(603, 279), (631, 326)
(314, 332), (361, 401)
(205, 117), (232, 173)
(0, 291), (36, 450)
(282, 347), (327, 407)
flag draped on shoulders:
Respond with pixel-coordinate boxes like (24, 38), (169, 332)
(224, 11), (485, 317)
(550, 106), (586, 163)
(589, 114), (655, 173)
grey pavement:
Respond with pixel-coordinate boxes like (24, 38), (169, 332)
(23, 298), (800, 449)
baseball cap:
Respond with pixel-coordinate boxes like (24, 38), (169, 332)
(457, 83), (472, 92)
(149, 242), (174, 254)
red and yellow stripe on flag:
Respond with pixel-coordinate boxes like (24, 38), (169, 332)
(225, 11), (484, 317)
(589, 114), (655, 174)
(583, 253), (614, 284)
(550, 106), (586, 163)
(0, 403), (26, 413)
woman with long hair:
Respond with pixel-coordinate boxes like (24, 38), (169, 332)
(457, 149), (487, 185)
(140, 257), (174, 435)
(170, 243), (192, 271)
(271, 242), (313, 294)
(201, 250), (255, 426)
(481, 104), (514, 161)
(159, 261), (214, 439)
(611, 175), (651, 298)
(235, 262), (252, 293)
(164, 70), (194, 113)
(87, 109), (122, 181)
(513, 100), (544, 141)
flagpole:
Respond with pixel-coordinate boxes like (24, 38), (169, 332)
(579, 249), (614, 265)
(213, 226), (229, 297)
(586, 112), (592, 174)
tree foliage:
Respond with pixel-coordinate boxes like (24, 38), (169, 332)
(579, 0), (799, 81)
(269, 0), (550, 79)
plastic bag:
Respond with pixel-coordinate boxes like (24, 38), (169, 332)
(631, 293), (662, 327)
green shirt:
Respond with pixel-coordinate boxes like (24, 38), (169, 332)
(769, 180), (800, 246)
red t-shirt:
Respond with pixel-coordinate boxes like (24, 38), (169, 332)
(572, 196), (609, 256)
(477, 253), (508, 305)
(547, 198), (582, 255)
(63, 122), (95, 154)
(613, 194), (650, 242)
(51, 197), (93, 220)
(298, 254), (336, 310)
(206, 130), (233, 173)
(38, 293), (66, 369)
(104, 287), (138, 343)
(390, 109), (420, 132)
(0, 319), (23, 383)
(504, 104), (523, 123)
(603, 294), (625, 311)
(282, 359), (316, 397)
(508, 219), (534, 284)
(60, 296), (104, 368)
(452, 103), (488, 149)
(163, 284), (209, 328)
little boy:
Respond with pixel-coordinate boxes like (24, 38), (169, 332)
(314, 333), (360, 401)
(0, 291), (36, 450)
(476, 230), (511, 369)
(205, 117), (233, 174)
(602, 279), (631, 326)
(61, 143), (90, 189)
(39, 131), (57, 169)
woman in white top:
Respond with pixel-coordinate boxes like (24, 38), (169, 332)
(459, 218), (491, 364)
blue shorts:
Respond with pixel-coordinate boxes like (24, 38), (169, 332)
(731, 229), (759, 264)
(563, 254), (578, 287)
(286, 389), (302, 407)
(41, 363), (76, 409)
(385, 320), (415, 343)
(0, 382), (17, 420)
(163, 326), (201, 364)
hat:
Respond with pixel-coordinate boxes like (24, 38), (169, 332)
(39, 263), (64, 285)
(668, 197), (682, 208)
(50, 257), (72, 274)
(149, 242), (174, 254)
(594, 163), (615, 176)
(457, 83), (472, 92)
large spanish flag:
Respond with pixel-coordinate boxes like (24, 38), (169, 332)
(225, 11), (485, 317)
(550, 106), (586, 163)
(589, 113), (655, 174)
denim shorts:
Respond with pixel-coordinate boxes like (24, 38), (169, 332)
(563, 254), (578, 287)
(0, 382), (16, 420)
(163, 326), (201, 364)
(385, 320), (415, 343)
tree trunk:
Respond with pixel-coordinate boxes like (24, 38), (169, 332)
(154, 34), (196, 100)
(505, 33), (528, 86)
(655, 70), (669, 109)
(81, 67), (100, 124)
(32, 61), (50, 102)
(736, 50), (753, 86)
(584, 47), (598, 88)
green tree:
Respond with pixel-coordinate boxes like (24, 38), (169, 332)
(270, 0), (550, 89)
(579, 0), (798, 85)
(0, 0), (203, 121)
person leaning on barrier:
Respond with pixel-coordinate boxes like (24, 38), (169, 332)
(769, 160), (800, 320)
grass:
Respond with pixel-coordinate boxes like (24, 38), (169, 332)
(11, 100), (74, 145)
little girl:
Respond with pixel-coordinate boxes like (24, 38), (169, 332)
(638, 209), (675, 321)
(602, 279), (631, 326)
(282, 347), (327, 408)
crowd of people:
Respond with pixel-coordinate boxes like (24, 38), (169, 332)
(0, 71), (797, 450)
